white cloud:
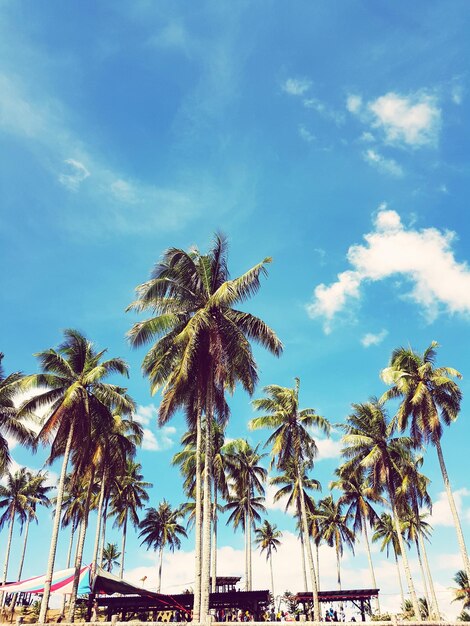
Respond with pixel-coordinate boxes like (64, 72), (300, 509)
(265, 482), (292, 514)
(368, 92), (441, 148)
(282, 77), (311, 96)
(361, 329), (388, 348)
(307, 208), (470, 331)
(429, 488), (470, 527)
(315, 437), (342, 460)
(58, 158), (90, 191)
(363, 149), (404, 177)
(134, 405), (176, 452)
(298, 125), (315, 143)
(451, 84), (463, 105)
(346, 94), (362, 114)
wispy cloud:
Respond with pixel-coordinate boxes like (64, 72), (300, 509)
(307, 207), (470, 331)
(298, 124), (315, 143)
(361, 329), (388, 347)
(134, 404), (177, 452)
(58, 159), (90, 191)
(282, 77), (312, 96)
(363, 148), (404, 177)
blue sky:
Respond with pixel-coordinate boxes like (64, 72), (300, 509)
(2, 0), (470, 618)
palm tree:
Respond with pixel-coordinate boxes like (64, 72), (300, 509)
(330, 464), (381, 609)
(314, 495), (355, 589)
(101, 543), (121, 573)
(381, 341), (470, 583)
(224, 439), (267, 591)
(18, 330), (134, 623)
(341, 400), (422, 621)
(109, 460), (151, 578)
(139, 500), (187, 592)
(0, 468), (35, 606)
(254, 520), (282, 597)
(372, 513), (407, 609)
(127, 234), (282, 620)
(271, 460), (320, 591)
(453, 570), (470, 610)
(0, 353), (31, 474)
(249, 378), (330, 620)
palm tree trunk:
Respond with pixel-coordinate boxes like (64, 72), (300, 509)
(98, 494), (109, 568)
(211, 487), (217, 594)
(60, 522), (77, 616)
(362, 522), (380, 614)
(200, 410), (213, 621)
(387, 473), (421, 621)
(336, 542), (341, 590)
(394, 551), (405, 609)
(244, 512), (249, 591)
(299, 529), (308, 591)
(435, 439), (470, 584)
(68, 468), (95, 621)
(119, 514), (128, 579)
(247, 489), (252, 591)
(38, 422), (74, 624)
(0, 507), (16, 608)
(297, 468), (320, 621)
(315, 541), (320, 590)
(8, 514), (32, 616)
(269, 553), (275, 599)
(92, 465), (106, 571)
(192, 404), (203, 622)
(157, 546), (163, 592)
(418, 530), (439, 618)
(415, 537), (431, 614)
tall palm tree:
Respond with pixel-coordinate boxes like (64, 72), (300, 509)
(254, 520), (282, 597)
(372, 513), (407, 609)
(18, 330), (134, 623)
(139, 500), (187, 592)
(127, 234), (282, 620)
(314, 495), (355, 589)
(0, 468), (35, 606)
(453, 570), (470, 611)
(224, 439), (267, 591)
(249, 379), (330, 620)
(109, 460), (151, 578)
(101, 543), (121, 573)
(0, 353), (31, 474)
(341, 400), (422, 621)
(271, 460), (320, 591)
(381, 341), (470, 583)
(330, 464), (381, 609)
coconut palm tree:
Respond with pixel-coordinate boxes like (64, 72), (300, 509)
(249, 379), (330, 620)
(0, 468), (35, 606)
(101, 543), (121, 573)
(453, 570), (470, 610)
(139, 500), (187, 592)
(381, 341), (470, 583)
(330, 465), (381, 610)
(18, 330), (134, 623)
(372, 513), (407, 609)
(254, 520), (282, 597)
(224, 439), (267, 591)
(314, 495), (355, 589)
(341, 400), (422, 621)
(109, 460), (151, 578)
(0, 353), (31, 474)
(127, 234), (282, 620)
(271, 460), (320, 591)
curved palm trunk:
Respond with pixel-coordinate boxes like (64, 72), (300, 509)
(60, 522), (77, 615)
(299, 530), (308, 591)
(157, 546), (164, 592)
(362, 522), (380, 614)
(0, 507), (16, 608)
(394, 551), (405, 609)
(119, 514), (128, 579)
(200, 410), (213, 621)
(99, 494), (110, 568)
(298, 469), (320, 620)
(387, 473), (421, 621)
(211, 488), (217, 594)
(418, 530), (439, 618)
(68, 468), (95, 621)
(38, 423), (74, 624)
(92, 465), (106, 571)
(414, 537), (431, 614)
(192, 405), (203, 622)
(435, 439), (470, 584)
